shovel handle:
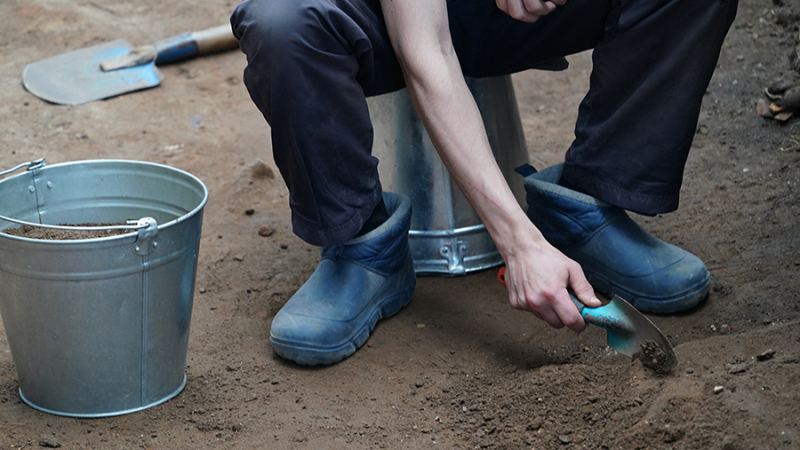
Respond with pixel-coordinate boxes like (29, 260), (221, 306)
(496, 267), (586, 314)
(154, 24), (239, 65)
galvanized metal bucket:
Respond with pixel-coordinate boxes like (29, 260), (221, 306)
(368, 75), (528, 275)
(0, 159), (208, 418)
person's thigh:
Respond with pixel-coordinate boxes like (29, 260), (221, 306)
(447, 0), (614, 78)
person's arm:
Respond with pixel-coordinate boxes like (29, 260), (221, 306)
(379, 0), (600, 332)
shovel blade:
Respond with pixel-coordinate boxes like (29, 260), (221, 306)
(23, 40), (164, 106)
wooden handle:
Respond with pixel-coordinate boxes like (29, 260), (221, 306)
(191, 25), (239, 55)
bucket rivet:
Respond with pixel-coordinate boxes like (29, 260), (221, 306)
(134, 245), (141, 252)
(152, 242), (158, 249)
(47, 181), (53, 188)
(28, 186), (35, 192)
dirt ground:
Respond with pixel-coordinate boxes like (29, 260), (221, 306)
(0, 0), (799, 449)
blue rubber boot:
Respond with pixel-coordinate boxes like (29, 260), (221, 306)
(524, 164), (709, 314)
(270, 192), (416, 365)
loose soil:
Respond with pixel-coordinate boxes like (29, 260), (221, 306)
(0, 1), (799, 449)
(2, 223), (133, 240)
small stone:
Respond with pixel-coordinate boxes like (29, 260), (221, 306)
(713, 386), (724, 394)
(415, 381), (425, 388)
(233, 254), (245, 261)
(39, 435), (61, 448)
(558, 435), (572, 444)
(245, 209), (255, 215)
(757, 98), (774, 118)
(280, 244), (288, 250)
(258, 226), (274, 237)
(251, 159), (275, 179)
(719, 324), (731, 334)
(757, 349), (776, 361)
(728, 363), (748, 374)
(199, 287), (206, 294)
(685, 368), (695, 374)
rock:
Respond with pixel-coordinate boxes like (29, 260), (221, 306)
(258, 226), (274, 237)
(713, 386), (724, 394)
(780, 85), (800, 110)
(768, 74), (796, 96)
(719, 324), (731, 334)
(757, 349), (776, 361)
(558, 435), (572, 444)
(251, 159), (275, 179)
(757, 98), (774, 118)
(774, 111), (793, 123)
(245, 209), (255, 215)
(39, 435), (61, 448)
(728, 363), (748, 374)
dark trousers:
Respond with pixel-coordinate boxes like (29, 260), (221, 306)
(230, 0), (738, 247)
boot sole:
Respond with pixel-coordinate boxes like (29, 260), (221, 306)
(270, 284), (416, 366)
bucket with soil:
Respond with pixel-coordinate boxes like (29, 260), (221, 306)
(0, 159), (208, 418)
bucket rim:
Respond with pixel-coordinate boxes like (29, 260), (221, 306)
(0, 159), (209, 244)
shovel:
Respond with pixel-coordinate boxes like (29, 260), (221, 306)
(497, 267), (677, 373)
(23, 24), (239, 106)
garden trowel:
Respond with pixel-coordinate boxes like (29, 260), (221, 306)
(22, 25), (239, 106)
(497, 267), (677, 373)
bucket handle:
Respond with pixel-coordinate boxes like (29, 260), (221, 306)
(0, 158), (155, 235)
(0, 158), (46, 178)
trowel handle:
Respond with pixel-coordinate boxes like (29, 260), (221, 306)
(153, 25), (239, 65)
(497, 267), (588, 315)
(569, 293), (586, 314)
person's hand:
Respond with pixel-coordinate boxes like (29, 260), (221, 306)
(495, 0), (566, 23)
(500, 238), (600, 332)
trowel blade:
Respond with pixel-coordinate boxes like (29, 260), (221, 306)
(583, 295), (678, 373)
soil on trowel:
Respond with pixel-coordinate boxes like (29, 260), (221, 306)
(633, 339), (675, 375)
(1, 223), (134, 240)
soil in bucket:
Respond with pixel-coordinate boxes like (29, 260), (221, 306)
(1, 223), (133, 240)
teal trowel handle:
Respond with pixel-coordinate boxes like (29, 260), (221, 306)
(496, 267), (624, 330)
(154, 25), (239, 65)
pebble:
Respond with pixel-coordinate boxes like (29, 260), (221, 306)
(558, 435), (572, 444)
(251, 159), (275, 179)
(757, 349), (776, 361)
(719, 324), (732, 335)
(39, 435), (61, 448)
(245, 209), (255, 215)
(199, 287), (206, 294)
(714, 386), (724, 394)
(728, 363), (748, 374)
(258, 226), (274, 237)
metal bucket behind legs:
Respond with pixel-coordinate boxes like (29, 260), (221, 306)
(0, 160), (208, 417)
(368, 75), (529, 275)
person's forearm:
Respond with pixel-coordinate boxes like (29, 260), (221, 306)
(398, 49), (545, 256)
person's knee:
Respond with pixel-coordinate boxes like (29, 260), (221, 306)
(231, 0), (326, 52)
